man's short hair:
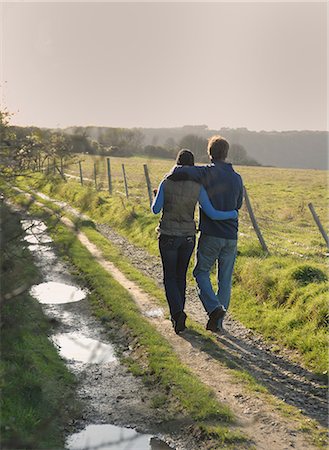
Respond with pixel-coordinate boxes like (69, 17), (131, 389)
(207, 135), (229, 161)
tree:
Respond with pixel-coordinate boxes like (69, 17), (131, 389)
(69, 134), (96, 154)
(228, 144), (248, 164)
(96, 128), (144, 152)
(0, 110), (47, 307)
(228, 144), (260, 166)
(20, 130), (47, 170)
(179, 134), (208, 162)
(143, 145), (175, 159)
(164, 137), (179, 154)
(49, 132), (73, 158)
(0, 109), (36, 175)
(0, 109), (17, 175)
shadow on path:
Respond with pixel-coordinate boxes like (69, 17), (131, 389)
(181, 327), (328, 427)
(96, 222), (328, 429)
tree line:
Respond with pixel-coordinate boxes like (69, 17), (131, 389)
(2, 117), (259, 167)
(141, 125), (328, 170)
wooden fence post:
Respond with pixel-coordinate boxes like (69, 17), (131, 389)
(143, 164), (153, 206)
(243, 186), (269, 254)
(122, 163), (129, 198)
(79, 161), (83, 186)
(308, 203), (329, 249)
(53, 158), (56, 175)
(107, 158), (112, 194)
(60, 157), (64, 177)
(94, 163), (97, 190)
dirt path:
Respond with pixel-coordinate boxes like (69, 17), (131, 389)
(16, 207), (191, 450)
(96, 224), (327, 424)
(21, 191), (328, 449)
(59, 217), (322, 450)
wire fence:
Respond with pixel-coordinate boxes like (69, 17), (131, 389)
(35, 155), (329, 259)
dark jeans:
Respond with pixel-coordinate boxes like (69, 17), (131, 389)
(159, 234), (196, 318)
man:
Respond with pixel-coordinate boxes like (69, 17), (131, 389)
(167, 135), (243, 332)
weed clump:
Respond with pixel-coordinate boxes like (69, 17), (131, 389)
(288, 264), (328, 286)
(236, 258), (276, 302)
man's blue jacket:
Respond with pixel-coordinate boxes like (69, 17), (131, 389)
(168, 161), (243, 240)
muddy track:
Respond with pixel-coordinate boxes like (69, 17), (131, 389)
(96, 225), (328, 427)
(14, 205), (193, 450)
(21, 191), (328, 448)
(71, 220), (324, 450)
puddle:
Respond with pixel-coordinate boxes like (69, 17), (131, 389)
(43, 307), (76, 325)
(24, 233), (52, 245)
(21, 219), (53, 244)
(25, 242), (53, 253)
(52, 332), (117, 364)
(66, 424), (173, 450)
(20, 214), (178, 447)
(30, 281), (87, 304)
(21, 219), (57, 262)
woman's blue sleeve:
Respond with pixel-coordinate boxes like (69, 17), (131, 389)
(199, 186), (238, 220)
(151, 180), (165, 214)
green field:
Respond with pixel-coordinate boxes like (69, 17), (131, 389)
(9, 154), (329, 374)
(66, 154), (328, 259)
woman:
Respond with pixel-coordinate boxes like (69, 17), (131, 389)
(151, 149), (237, 334)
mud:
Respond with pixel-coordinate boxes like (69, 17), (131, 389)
(66, 424), (173, 450)
(14, 192), (328, 449)
(75, 225), (325, 450)
(22, 216), (194, 450)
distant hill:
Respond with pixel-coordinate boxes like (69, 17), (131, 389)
(63, 125), (328, 169)
(139, 126), (328, 170)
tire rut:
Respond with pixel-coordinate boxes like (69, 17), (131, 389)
(96, 224), (328, 429)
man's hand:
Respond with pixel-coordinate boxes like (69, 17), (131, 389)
(153, 188), (158, 197)
(167, 169), (191, 181)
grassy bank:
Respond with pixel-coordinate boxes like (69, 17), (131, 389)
(232, 256), (328, 373)
(0, 204), (78, 449)
(42, 214), (247, 447)
(14, 174), (328, 375)
(65, 154), (328, 259)
(3, 179), (328, 447)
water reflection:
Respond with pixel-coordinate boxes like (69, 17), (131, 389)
(21, 219), (57, 262)
(22, 218), (174, 448)
(25, 243), (53, 254)
(21, 219), (53, 244)
(52, 332), (117, 364)
(66, 424), (173, 450)
(30, 281), (87, 304)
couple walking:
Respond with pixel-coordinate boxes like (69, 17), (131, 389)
(151, 135), (243, 334)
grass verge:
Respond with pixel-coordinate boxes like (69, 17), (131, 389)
(39, 213), (248, 447)
(0, 204), (79, 449)
(4, 178), (328, 447)
(20, 174), (327, 375)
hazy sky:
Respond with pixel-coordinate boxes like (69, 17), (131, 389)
(1, 1), (327, 131)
